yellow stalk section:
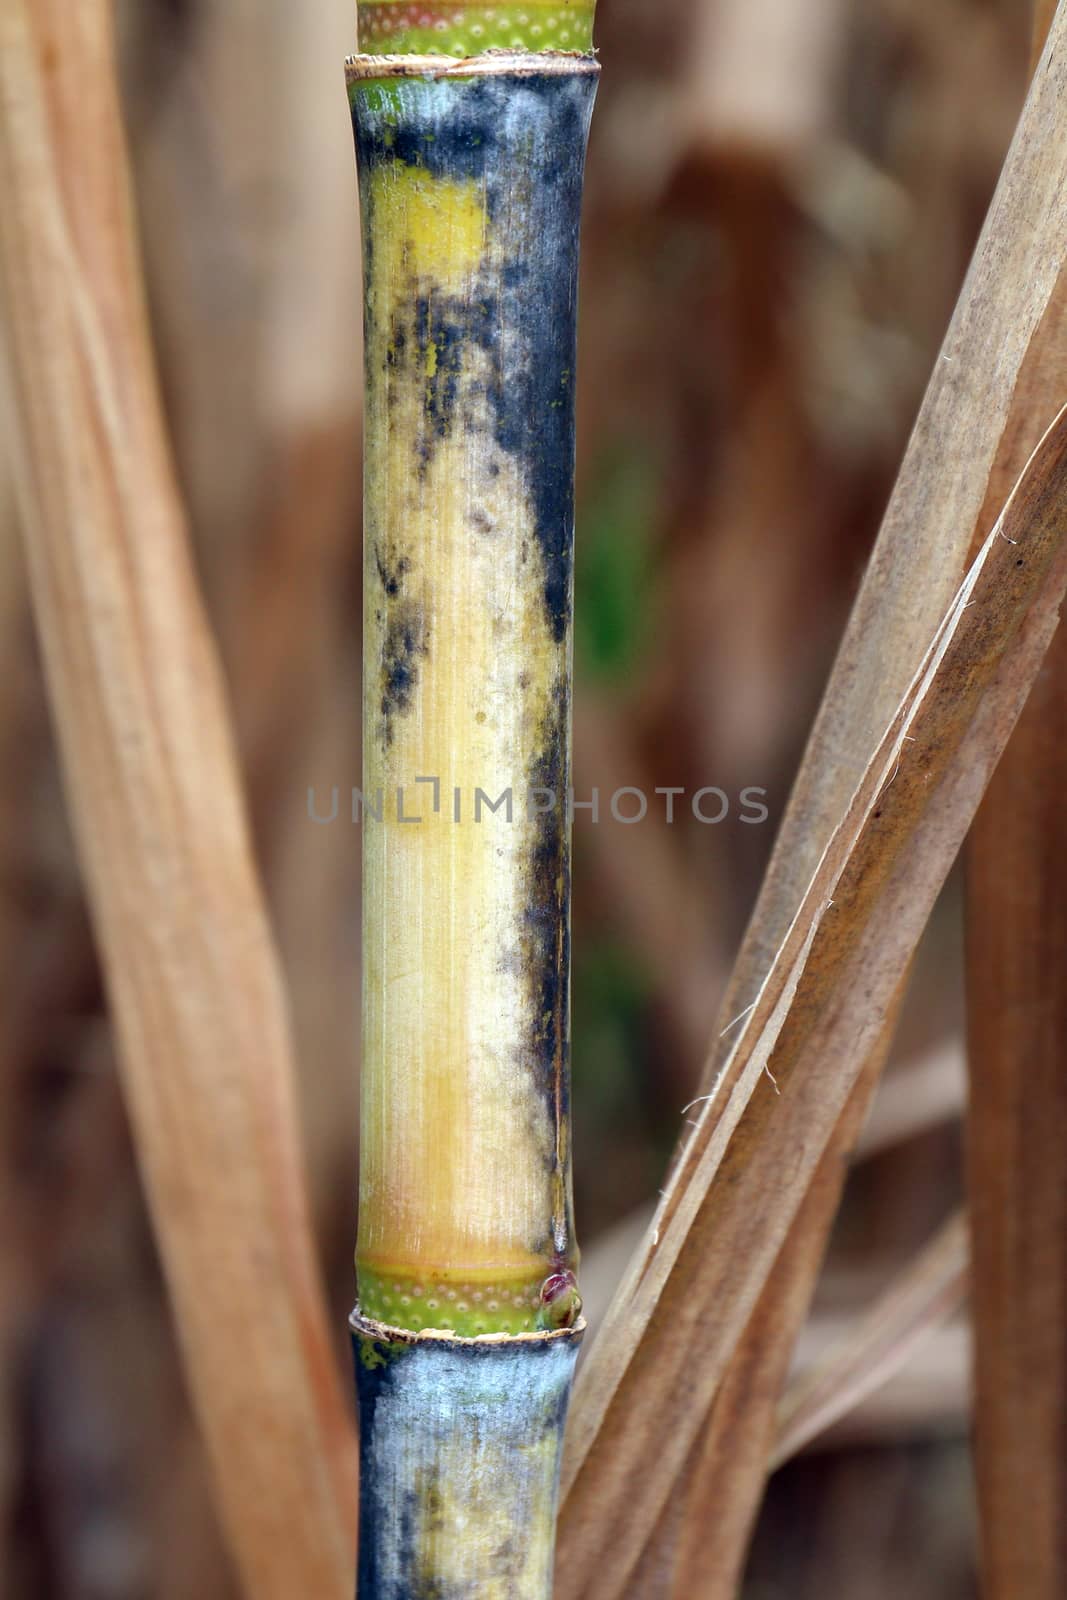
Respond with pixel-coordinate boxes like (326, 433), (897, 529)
(361, 167), (564, 1329)
(352, 58), (596, 1337)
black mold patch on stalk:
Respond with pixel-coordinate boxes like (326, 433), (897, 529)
(522, 675), (572, 1116)
(380, 598), (429, 746)
(415, 295), (465, 466)
(384, 290), (484, 478)
(353, 74), (596, 643)
(375, 544), (411, 598)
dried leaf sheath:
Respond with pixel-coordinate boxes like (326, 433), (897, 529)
(348, 47), (596, 1599)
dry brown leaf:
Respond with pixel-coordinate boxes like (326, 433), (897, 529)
(967, 635), (1067, 1600)
(556, 409), (1067, 1599)
(0, 6), (356, 1596)
(962, 9), (1067, 1595)
(590, 13), (1067, 1591)
(659, 1038), (893, 1599)
(773, 1210), (969, 1468)
(652, 1026), (965, 1589)
(699, 0), (1067, 1088)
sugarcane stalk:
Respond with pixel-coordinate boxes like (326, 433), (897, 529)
(347, 6), (597, 1592)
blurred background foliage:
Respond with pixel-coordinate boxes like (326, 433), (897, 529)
(0, 0), (1032, 1594)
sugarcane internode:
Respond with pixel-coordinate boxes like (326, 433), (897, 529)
(349, 27), (597, 1600)
(352, 48), (597, 1341)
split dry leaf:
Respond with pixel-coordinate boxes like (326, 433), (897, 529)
(773, 1209), (969, 1468)
(786, 1321), (970, 1453)
(642, 1033), (894, 1599)
(556, 407), (1067, 1599)
(698, 0), (1067, 1093)
(0, 6), (356, 1597)
(587, 11), (1067, 1591)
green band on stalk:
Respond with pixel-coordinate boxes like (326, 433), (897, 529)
(358, 2), (596, 57)
(358, 1264), (547, 1337)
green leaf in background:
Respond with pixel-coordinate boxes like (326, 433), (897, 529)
(576, 446), (659, 686)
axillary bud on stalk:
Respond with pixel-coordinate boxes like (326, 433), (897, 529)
(347, 2), (597, 1594)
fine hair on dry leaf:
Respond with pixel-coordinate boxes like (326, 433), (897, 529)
(557, 408), (1067, 1599)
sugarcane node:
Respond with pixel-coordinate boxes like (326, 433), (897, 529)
(345, 51), (600, 86)
(350, 1306), (586, 1348)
